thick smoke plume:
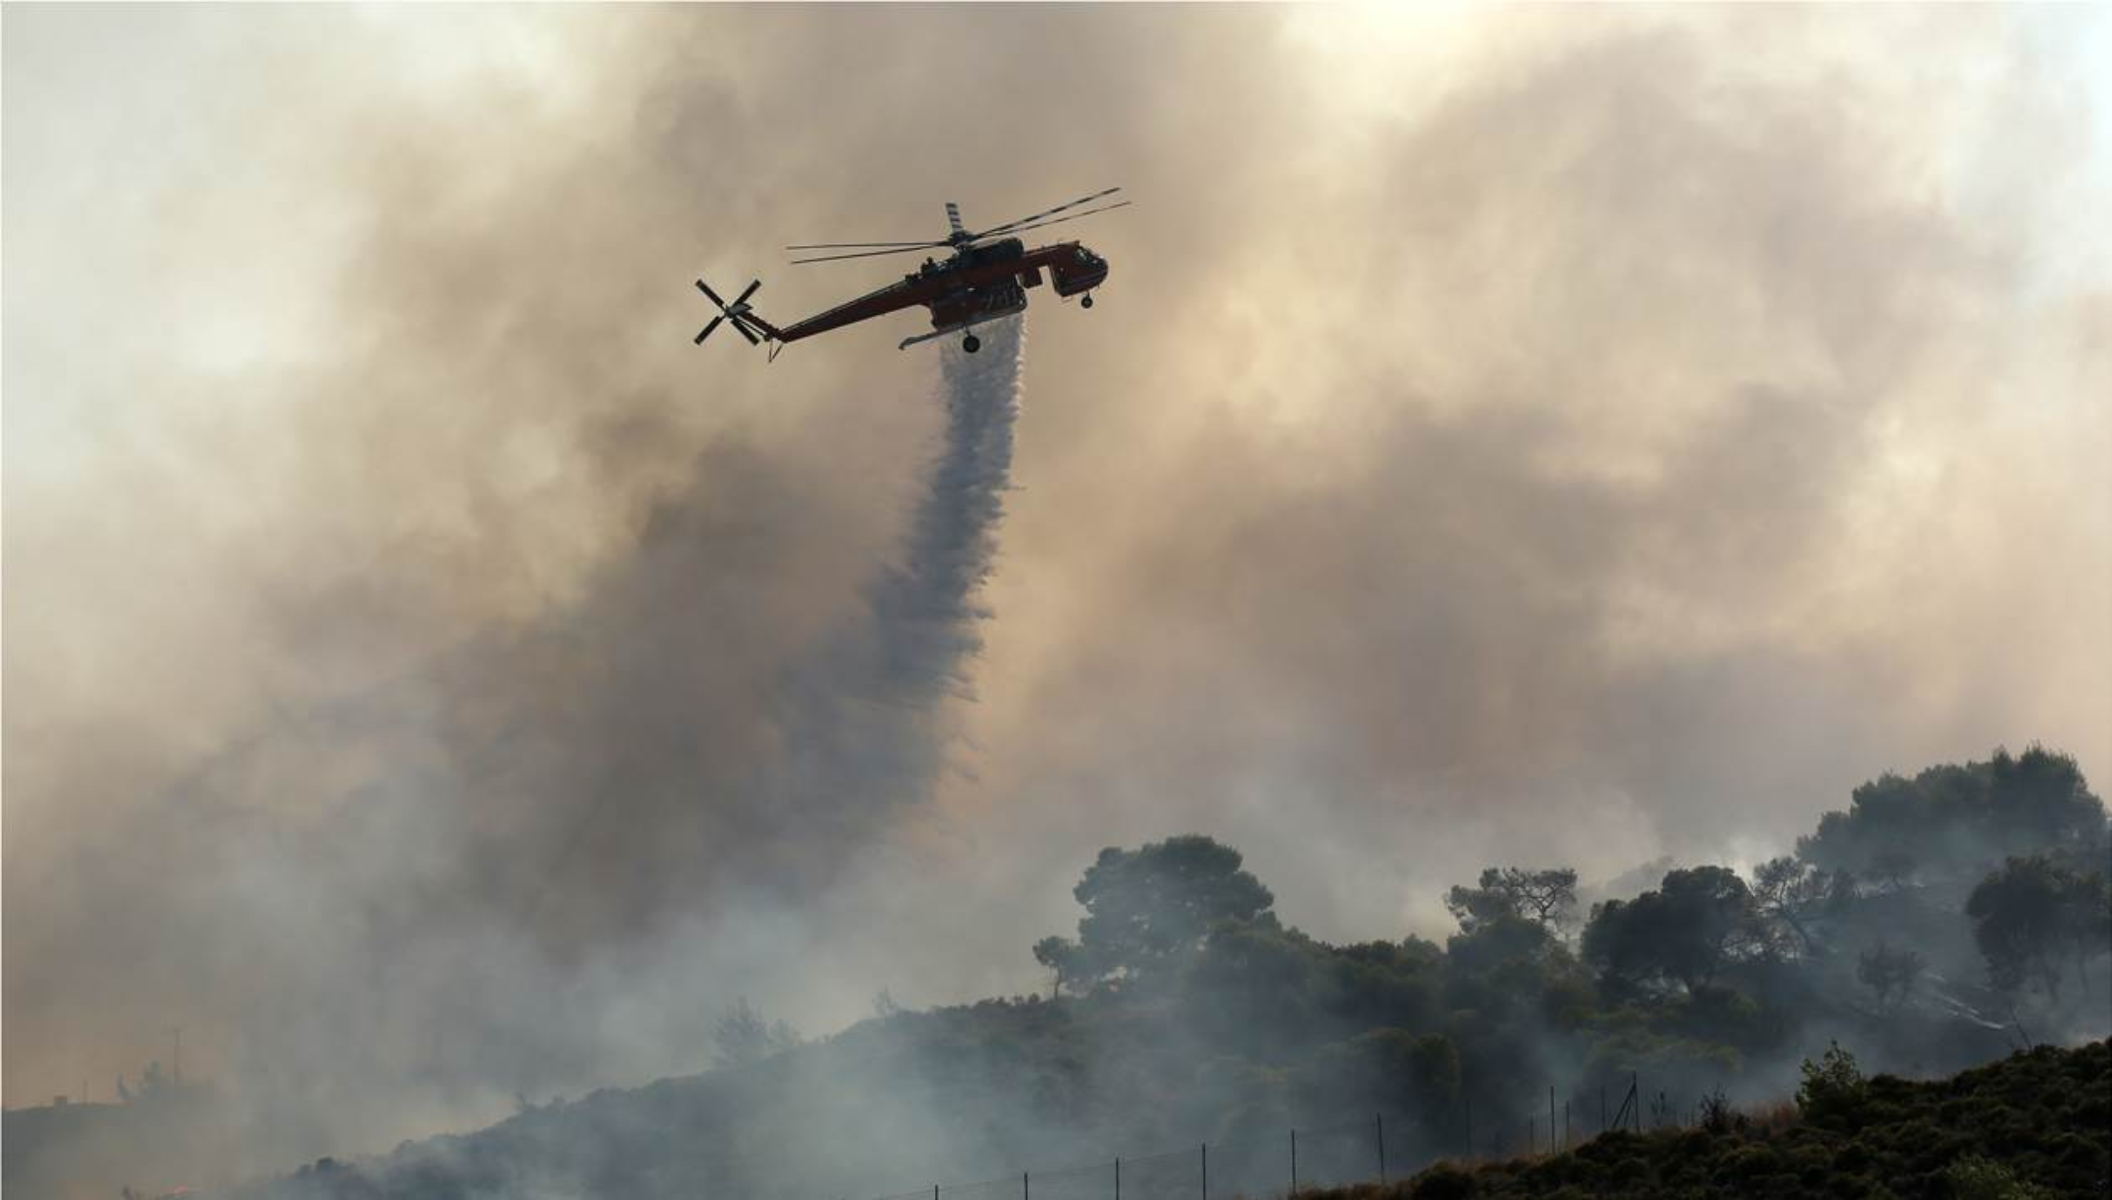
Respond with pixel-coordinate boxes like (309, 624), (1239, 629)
(6, 6), (2109, 1187)
(6, 314), (1025, 1194)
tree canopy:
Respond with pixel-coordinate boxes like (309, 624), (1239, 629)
(1748, 856), (1852, 958)
(1034, 835), (1276, 992)
(711, 997), (801, 1067)
(1798, 747), (2108, 884)
(1444, 867), (1579, 935)
(1966, 855), (2109, 1000)
(1583, 866), (1767, 990)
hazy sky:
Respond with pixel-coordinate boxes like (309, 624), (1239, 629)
(5, 2), (2108, 1154)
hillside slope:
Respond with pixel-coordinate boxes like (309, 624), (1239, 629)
(33, 749), (2110, 1200)
(1356, 1040), (2109, 1199)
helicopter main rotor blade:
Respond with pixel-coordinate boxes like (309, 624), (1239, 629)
(976, 200), (1133, 241)
(970, 186), (1121, 239)
(785, 240), (949, 250)
(790, 244), (944, 265)
(732, 279), (762, 306)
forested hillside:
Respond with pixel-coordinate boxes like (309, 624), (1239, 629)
(180, 748), (2112, 1198)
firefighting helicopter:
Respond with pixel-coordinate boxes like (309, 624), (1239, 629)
(692, 186), (1127, 358)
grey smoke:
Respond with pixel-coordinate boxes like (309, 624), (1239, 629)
(7, 318), (1027, 1187)
(769, 320), (1026, 841)
(7, 5), (2107, 1178)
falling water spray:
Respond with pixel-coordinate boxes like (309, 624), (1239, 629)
(768, 318), (1026, 825)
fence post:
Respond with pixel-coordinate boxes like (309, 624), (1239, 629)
(1563, 1100), (1570, 1150)
(1115, 1158), (1121, 1200)
(1549, 1087), (1556, 1154)
(1376, 1113), (1386, 1184)
(1024, 1172), (1029, 1200)
(1630, 1074), (1640, 1133)
(1290, 1128), (1298, 1195)
(1201, 1143), (1208, 1200)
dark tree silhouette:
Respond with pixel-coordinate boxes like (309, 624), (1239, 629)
(1968, 856), (2073, 998)
(1583, 866), (1765, 990)
(1032, 935), (1084, 995)
(1750, 856), (1852, 957)
(1967, 855), (2110, 1001)
(1445, 867), (1579, 935)
(712, 997), (801, 1067)
(1868, 848), (1918, 892)
(1856, 941), (1926, 1012)
(2059, 870), (2112, 999)
(1034, 835), (1275, 990)
(1800, 746), (2107, 882)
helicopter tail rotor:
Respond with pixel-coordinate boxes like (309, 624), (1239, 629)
(693, 278), (775, 347)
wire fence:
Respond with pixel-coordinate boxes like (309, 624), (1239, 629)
(840, 1073), (1713, 1200)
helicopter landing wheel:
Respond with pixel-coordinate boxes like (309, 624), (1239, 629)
(962, 334), (981, 354)
(1080, 294), (1095, 309)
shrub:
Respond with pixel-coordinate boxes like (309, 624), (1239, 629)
(1714, 1143), (1779, 1181)
(1939, 1153), (2058, 1200)
(1409, 1163), (1475, 1199)
(1697, 1087), (1741, 1135)
(1797, 1041), (1870, 1129)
